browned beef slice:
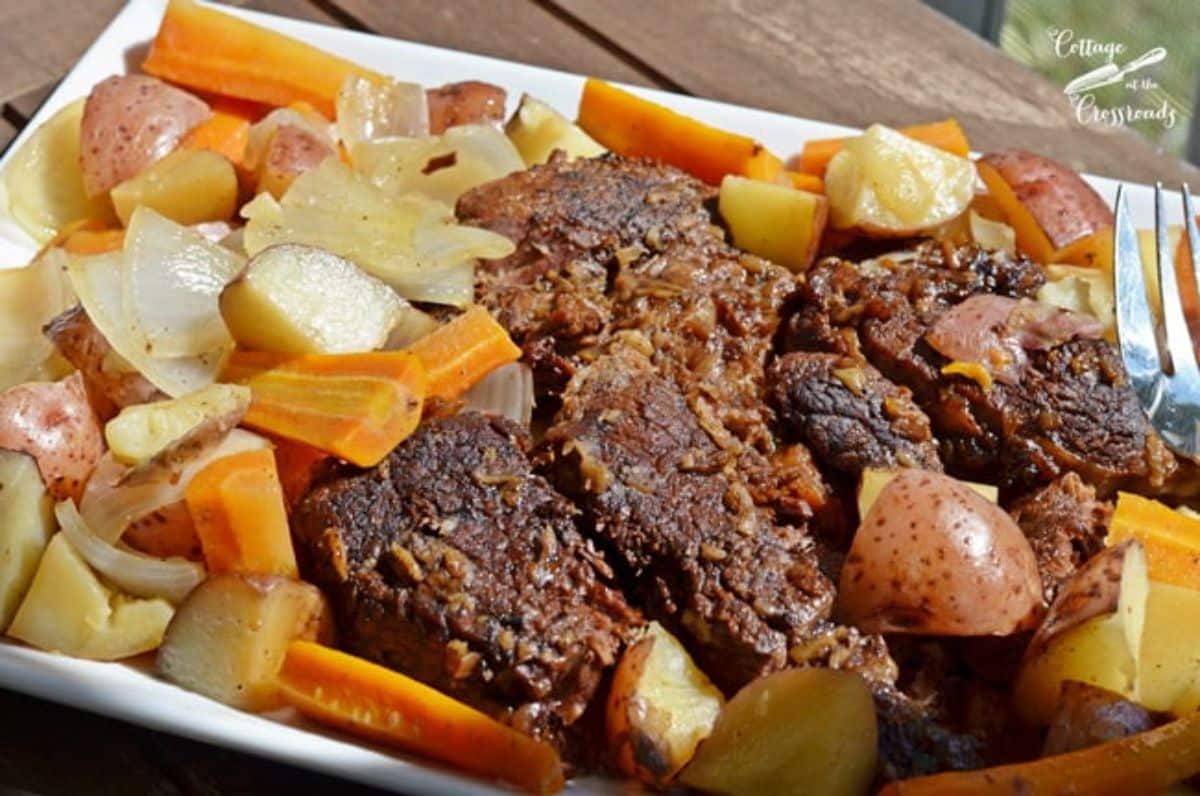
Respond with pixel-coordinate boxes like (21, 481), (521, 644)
(1008, 472), (1113, 600)
(874, 687), (985, 780)
(538, 348), (880, 691)
(767, 351), (941, 478)
(457, 153), (721, 389)
(782, 243), (1178, 496)
(291, 412), (637, 744)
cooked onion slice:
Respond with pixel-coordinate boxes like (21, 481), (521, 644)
(81, 428), (269, 544)
(122, 208), (244, 358)
(464, 362), (534, 425)
(56, 499), (204, 604)
(337, 75), (428, 148)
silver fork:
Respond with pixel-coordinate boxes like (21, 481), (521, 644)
(1114, 182), (1200, 459)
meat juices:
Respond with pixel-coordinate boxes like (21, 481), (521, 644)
(291, 413), (638, 745)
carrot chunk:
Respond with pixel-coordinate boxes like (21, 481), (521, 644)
(277, 641), (565, 794)
(180, 97), (261, 167)
(783, 170), (825, 194)
(793, 119), (970, 176)
(407, 306), (521, 402)
(879, 708), (1200, 795)
(184, 448), (297, 577)
(577, 78), (782, 185)
(142, 0), (383, 118)
(1107, 492), (1200, 591)
(222, 351), (426, 467)
(976, 160), (1057, 264)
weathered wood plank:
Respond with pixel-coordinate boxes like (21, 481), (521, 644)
(326, 0), (667, 88)
(549, 0), (1197, 184)
(0, 117), (16, 155)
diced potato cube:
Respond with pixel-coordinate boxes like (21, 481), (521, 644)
(110, 149), (238, 227)
(719, 175), (827, 272)
(505, 94), (605, 166)
(157, 573), (331, 711)
(0, 451), (55, 630)
(7, 533), (173, 660)
(104, 383), (252, 465)
(219, 243), (403, 354)
(1135, 580), (1200, 715)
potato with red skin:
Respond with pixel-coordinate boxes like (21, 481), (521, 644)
(79, 75), (211, 197)
(426, 80), (506, 134)
(836, 469), (1044, 635)
(257, 124), (336, 198)
(979, 150), (1114, 251)
(0, 372), (104, 501)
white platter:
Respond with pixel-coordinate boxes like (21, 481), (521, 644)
(0, 1), (1188, 793)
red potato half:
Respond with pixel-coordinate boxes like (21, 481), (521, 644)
(0, 372), (104, 501)
(80, 74), (211, 197)
(978, 150), (1114, 251)
(836, 469), (1044, 636)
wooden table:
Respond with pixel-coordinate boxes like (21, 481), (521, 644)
(0, 1), (1196, 793)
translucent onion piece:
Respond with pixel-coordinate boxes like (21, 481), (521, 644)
(81, 428), (269, 544)
(336, 75), (428, 148)
(464, 362), (534, 425)
(56, 499), (204, 604)
(0, 247), (76, 391)
(245, 107), (336, 172)
(123, 207), (244, 357)
(67, 250), (231, 397)
(969, 210), (1017, 255)
(242, 159), (513, 305)
(352, 125), (524, 206)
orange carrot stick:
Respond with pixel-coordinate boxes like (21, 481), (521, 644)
(269, 436), (332, 513)
(1050, 227), (1113, 270)
(61, 227), (125, 255)
(1107, 492), (1200, 591)
(878, 709), (1200, 796)
(277, 641), (565, 794)
(180, 99), (257, 167)
(222, 350), (427, 467)
(184, 448), (297, 577)
(142, 0), (383, 118)
(977, 160), (1057, 264)
(793, 119), (970, 176)
(407, 306), (521, 402)
(577, 78), (782, 185)
(783, 170), (825, 194)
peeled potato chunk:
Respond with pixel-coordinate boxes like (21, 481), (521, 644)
(825, 123), (974, 236)
(220, 243), (404, 354)
(104, 383), (251, 465)
(110, 149), (238, 227)
(0, 451), (55, 630)
(719, 175), (827, 272)
(7, 533), (173, 660)
(157, 573), (331, 711)
(680, 667), (877, 796)
(1134, 580), (1200, 715)
(607, 622), (723, 786)
(504, 94), (605, 166)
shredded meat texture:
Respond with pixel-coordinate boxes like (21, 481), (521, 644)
(781, 243), (1180, 497)
(1008, 472), (1113, 601)
(538, 348), (893, 692)
(768, 351), (942, 479)
(291, 413), (638, 749)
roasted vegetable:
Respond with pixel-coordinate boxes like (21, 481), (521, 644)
(977, 150), (1114, 264)
(1135, 579), (1200, 715)
(1043, 681), (1157, 756)
(3, 99), (117, 242)
(793, 118), (970, 176)
(277, 641), (565, 794)
(577, 77), (781, 185)
(157, 573), (330, 711)
(255, 123), (337, 198)
(1107, 491), (1200, 591)
(0, 372), (104, 502)
(1015, 542), (1148, 725)
(825, 124), (975, 236)
(7, 533), (173, 660)
(505, 94), (605, 166)
(336, 75), (428, 147)
(408, 305), (521, 402)
(179, 95), (260, 166)
(680, 668), (877, 796)
(0, 248), (76, 392)
(142, 0), (383, 118)
(184, 448), (297, 578)
(0, 451), (55, 630)
(219, 244), (403, 355)
(837, 469), (1043, 635)
(606, 622), (723, 786)
(110, 149), (238, 227)
(104, 383), (251, 465)
(718, 175), (827, 272)
(857, 467), (997, 522)
(79, 74), (210, 197)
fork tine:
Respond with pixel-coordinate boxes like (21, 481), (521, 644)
(1114, 184), (1163, 384)
(1184, 184), (1200, 297)
(1154, 182), (1200, 377)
